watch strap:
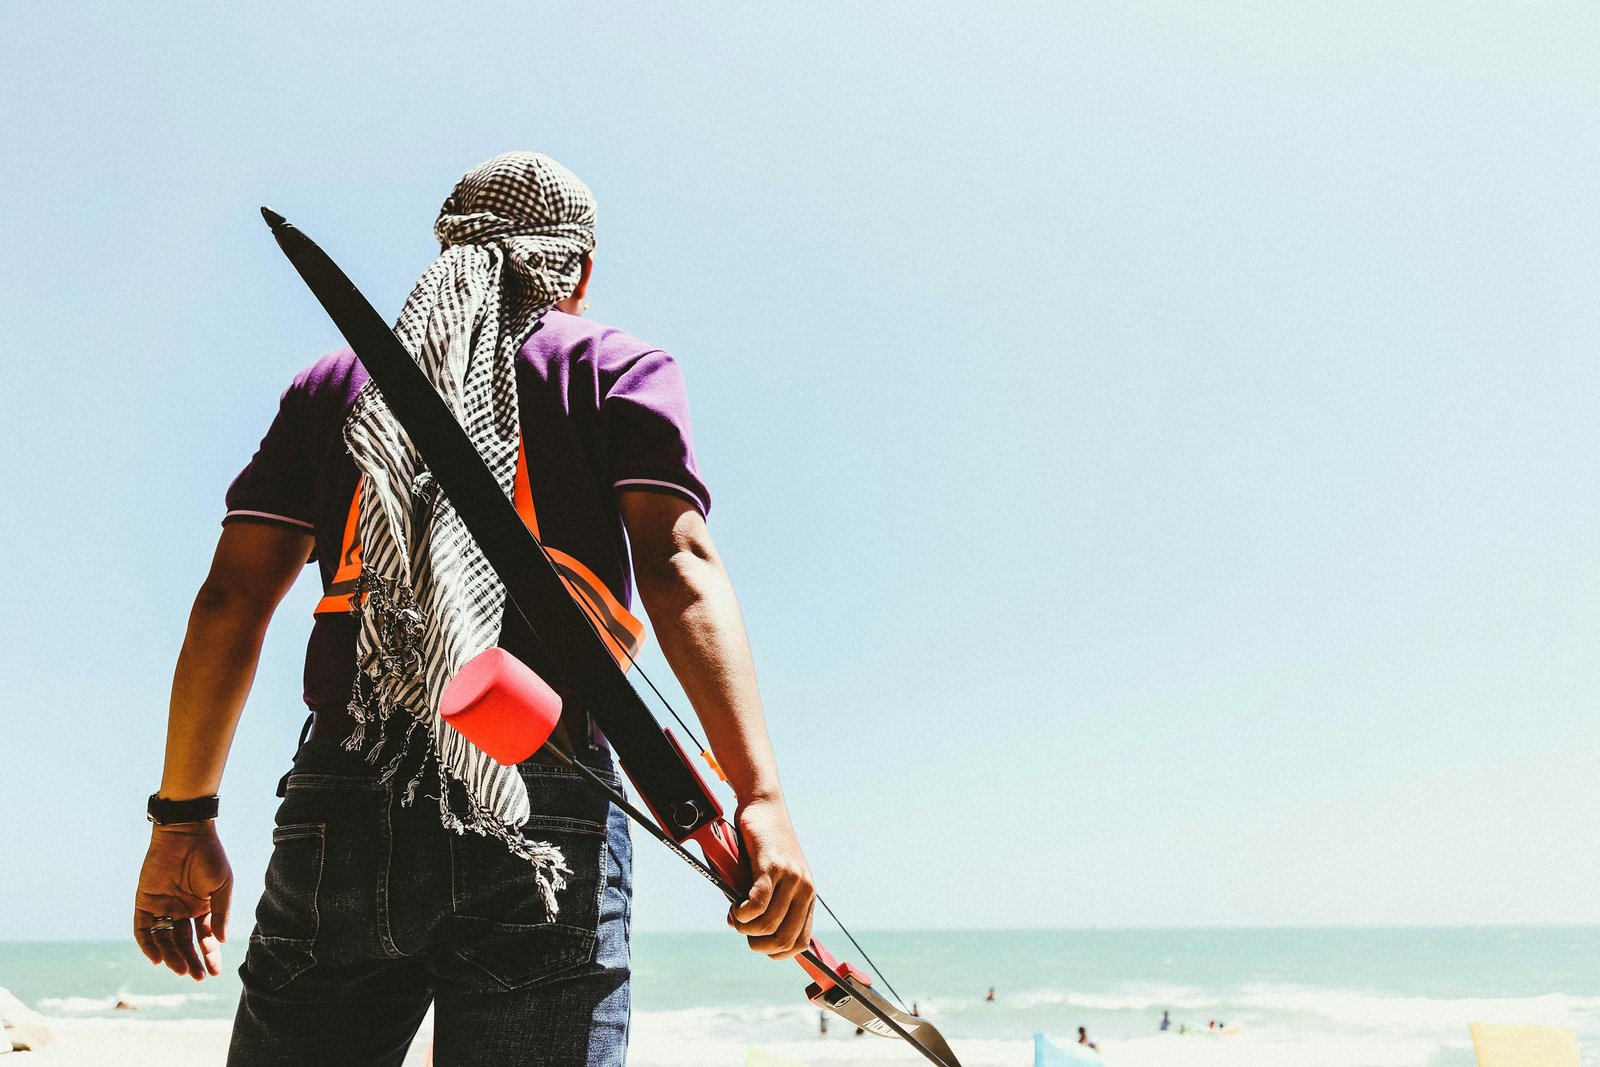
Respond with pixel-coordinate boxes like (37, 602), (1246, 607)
(147, 793), (220, 824)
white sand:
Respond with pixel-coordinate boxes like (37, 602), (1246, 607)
(7, 1019), (430, 1066)
(8, 1027), (1473, 1067)
(14, 1012), (1418, 1067)
(4, 1022), (960, 1067)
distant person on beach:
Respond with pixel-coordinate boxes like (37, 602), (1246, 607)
(1078, 1026), (1098, 1051)
(986, 987), (997, 1002)
(819, 1011), (828, 1036)
(132, 153), (816, 1067)
(1159, 1010), (1170, 1031)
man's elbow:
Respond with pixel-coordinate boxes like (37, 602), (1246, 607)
(191, 576), (276, 622)
(634, 543), (719, 610)
(189, 523), (311, 624)
(622, 494), (724, 612)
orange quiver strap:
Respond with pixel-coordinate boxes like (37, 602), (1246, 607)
(315, 440), (645, 672)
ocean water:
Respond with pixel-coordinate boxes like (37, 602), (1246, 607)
(2, 928), (1595, 1066)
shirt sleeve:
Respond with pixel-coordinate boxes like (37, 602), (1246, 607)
(223, 380), (317, 535)
(603, 349), (712, 515)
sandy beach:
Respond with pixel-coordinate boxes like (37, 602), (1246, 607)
(7, 1017), (961, 1067)
(0, 1013), (1239, 1067)
(7, 1018), (424, 1067)
(0, 1021), (1116, 1067)
(0, 1017), (1494, 1067)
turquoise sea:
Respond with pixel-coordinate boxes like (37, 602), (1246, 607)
(3, 928), (1595, 1066)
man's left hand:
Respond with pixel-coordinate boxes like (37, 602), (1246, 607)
(134, 823), (233, 980)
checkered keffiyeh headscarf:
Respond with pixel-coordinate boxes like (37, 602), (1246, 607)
(341, 153), (596, 915)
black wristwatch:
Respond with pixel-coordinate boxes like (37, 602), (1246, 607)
(147, 793), (220, 825)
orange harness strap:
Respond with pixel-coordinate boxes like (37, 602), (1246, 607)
(314, 439), (645, 671)
(312, 489), (364, 615)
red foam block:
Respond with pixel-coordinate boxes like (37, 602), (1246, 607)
(439, 648), (563, 765)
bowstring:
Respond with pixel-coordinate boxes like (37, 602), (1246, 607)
(544, 546), (912, 1012)
(815, 895), (910, 1011)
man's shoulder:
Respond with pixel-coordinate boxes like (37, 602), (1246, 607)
(284, 348), (368, 414)
(290, 348), (365, 393)
(524, 311), (666, 374)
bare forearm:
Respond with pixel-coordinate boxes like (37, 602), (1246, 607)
(638, 553), (783, 804)
(159, 590), (274, 800)
(619, 493), (814, 957)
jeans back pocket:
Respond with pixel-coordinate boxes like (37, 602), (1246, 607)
(245, 822), (325, 990)
(446, 764), (611, 990)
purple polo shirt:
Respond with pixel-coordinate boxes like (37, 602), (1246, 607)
(223, 310), (710, 719)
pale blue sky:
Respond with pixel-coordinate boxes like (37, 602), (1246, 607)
(1, 2), (1597, 941)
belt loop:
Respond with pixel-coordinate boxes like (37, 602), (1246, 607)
(275, 713), (316, 798)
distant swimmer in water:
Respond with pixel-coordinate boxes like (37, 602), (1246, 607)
(819, 1011), (828, 1036)
(1078, 1026), (1098, 1051)
(1159, 1010), (1171, 1031)
(986, 987), (996, 1002)
(912, 1003), (921, 1017)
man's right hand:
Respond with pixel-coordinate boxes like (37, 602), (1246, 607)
(137, 522), (306, 980)
(134, 823), (233, 980)
(729, 797), (816, 960)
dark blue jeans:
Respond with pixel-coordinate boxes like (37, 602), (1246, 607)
(228, 738), (632, 1066)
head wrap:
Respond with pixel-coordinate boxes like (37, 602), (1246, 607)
(339, 153), (597, 914)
